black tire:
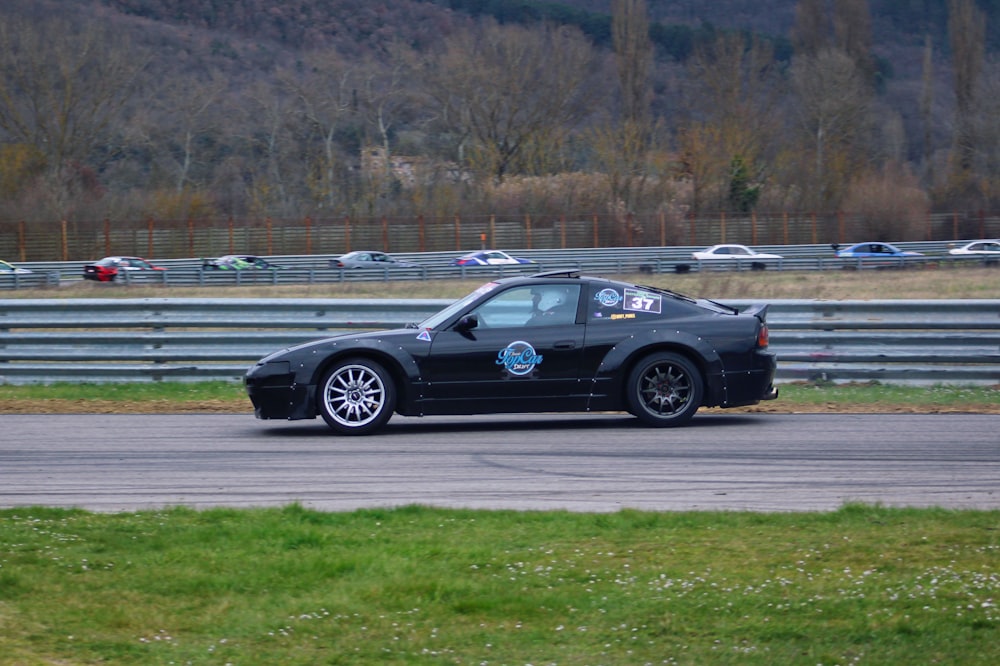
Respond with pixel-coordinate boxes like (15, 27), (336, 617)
(626, 352), (703, 427)
(318, 358), (396, 435)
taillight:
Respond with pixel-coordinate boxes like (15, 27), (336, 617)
(757, 323), (769, 348)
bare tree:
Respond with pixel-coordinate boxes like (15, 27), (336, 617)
(238, 79), (297, 217)
(681, 33), (782, 212)
(420, 20), (599, 183)
(354, 47), (424, 214)
(920, 34), (936, 184)
(159, 75), (228, 195)
(612, 0), (652, 126)
(833, 0), (875, 85)
(948, 0), (985, 176)
(281, 50), (355, 211)
(0, 13), (148, 188)
(973, 63), (1000, 205)
(790, 47), (875, 208)
(791, 0), (830, 58)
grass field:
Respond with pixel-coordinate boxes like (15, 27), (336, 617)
(2, 268), (998, 663)
(1, 504), (998, 665)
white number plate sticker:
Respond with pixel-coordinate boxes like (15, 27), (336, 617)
(623, 288), (662, 314)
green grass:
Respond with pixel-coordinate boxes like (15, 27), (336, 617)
(0, 380), (244, 404)
(1, 504), (997, 664)
(759, 382), (1000, 412)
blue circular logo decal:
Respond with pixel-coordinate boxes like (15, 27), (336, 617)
(496, 340), (544, 377)
(595, 288), (621, 307)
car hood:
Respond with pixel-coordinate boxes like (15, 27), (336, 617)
(260, 327), (423, 362)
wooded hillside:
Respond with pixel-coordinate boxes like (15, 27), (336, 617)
(0, 0), (997, 236)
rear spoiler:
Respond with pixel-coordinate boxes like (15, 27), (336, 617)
(740, 303), (769, 322)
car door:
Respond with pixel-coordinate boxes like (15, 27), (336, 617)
(418, 283), (587, 413)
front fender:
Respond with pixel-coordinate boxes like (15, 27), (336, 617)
(291, 336), (425, 411)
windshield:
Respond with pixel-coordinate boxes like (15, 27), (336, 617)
(417, 282), (499, 330)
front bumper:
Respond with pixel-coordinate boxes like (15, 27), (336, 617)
(245, 361), (317, 420)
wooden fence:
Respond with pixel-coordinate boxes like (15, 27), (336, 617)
(2, 210), (998, 262)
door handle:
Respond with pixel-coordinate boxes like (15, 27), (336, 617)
(553, 340), (576, 349)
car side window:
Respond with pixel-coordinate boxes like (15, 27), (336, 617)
(526, 285), (581, 326)
(472, 285), (581, 328)
(472, 286), (535, 327)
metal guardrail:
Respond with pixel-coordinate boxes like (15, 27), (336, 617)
(3, 241), (998, 288)
(0, 298), (997, 386)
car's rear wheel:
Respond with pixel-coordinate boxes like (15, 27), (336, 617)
(318, 358), (396, 435)
(626, 352), (703, 427)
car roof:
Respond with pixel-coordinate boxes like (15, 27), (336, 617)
(491, 270), (616, 288)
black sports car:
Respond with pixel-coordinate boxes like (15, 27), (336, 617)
(245, 271), (778, 435)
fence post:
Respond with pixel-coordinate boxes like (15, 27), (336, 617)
(18, 220), (26, 262)
(454, 214), (461, 250)
(382, 216), (389, 250)
(305, 216), (313, 255)
(266, 218), (273, 255)
(592, 214), (599, 248)
(418, 215), (425, 252)
(720, 211), (726, 243)
(525, 213), (532, 249)
(61, 220), (68, 261)
(490, 214), (496, 248)
(188, 217), (195, 257)
(104, 218), (111, 257)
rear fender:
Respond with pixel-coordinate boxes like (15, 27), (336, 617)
(589, 329), (726, 407)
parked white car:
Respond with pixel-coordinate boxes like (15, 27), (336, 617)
(948, 240), (1000, 256)
(451, 250), (534, 266)
(0, 259), (32, 274)
(692, 244), (783, 261)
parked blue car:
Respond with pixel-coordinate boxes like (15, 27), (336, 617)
(832, 242), (924, 269)
(832, 242), (923, 259)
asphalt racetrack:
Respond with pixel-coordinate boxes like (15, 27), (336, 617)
(2, 413), (998, 513)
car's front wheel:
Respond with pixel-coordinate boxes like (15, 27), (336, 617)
(318, 358), (396, 435)
(626, 352), (703, 427)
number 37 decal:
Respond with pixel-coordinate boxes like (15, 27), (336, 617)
(623, 288), (662, 314)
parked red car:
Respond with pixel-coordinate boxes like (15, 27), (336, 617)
(82, 256), (166, 282)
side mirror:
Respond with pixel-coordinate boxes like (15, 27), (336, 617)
(455, 313), (479, 331)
